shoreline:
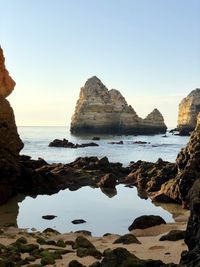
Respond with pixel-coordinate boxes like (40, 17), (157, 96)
(0, 210), (189, 266)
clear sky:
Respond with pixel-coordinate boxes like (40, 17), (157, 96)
(1, 0), (199, 127)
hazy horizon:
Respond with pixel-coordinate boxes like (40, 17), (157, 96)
(1, 0), (199, 128)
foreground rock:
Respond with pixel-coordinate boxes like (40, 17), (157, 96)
(126, 159), (177, 201)
(0, 48), (23, 204)
(156, 113), (200, 207)
(18, 156), (129, 195)
(179, 179), (200, 266)
(177, 88), (200, 135)
(160, 230), (185, 242)
(113, 234), (141, 244)
(49, 139), (99, 148)
(128, 215), (166, 231)
(100, 247), (166, 267)
(71, 76), (167, 135)
(126, 116), (200, 206)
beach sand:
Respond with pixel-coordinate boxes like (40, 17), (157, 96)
(0, 211), (189, 266)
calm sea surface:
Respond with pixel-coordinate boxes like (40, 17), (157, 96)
(1, 127), (189, 236)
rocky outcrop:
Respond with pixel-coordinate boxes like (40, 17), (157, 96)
(0, 47), (16, 97)
(126, 114), (200, 206)
(126, 159), (177, 201)
(71, 76), (167, 135)
(0, 48), (23, 204)
(177, 88), (200, 135)
(49, 139), (99, 148)
(18, 156), (129, 195)
(178, 145), (200, 266)
(156, 113), (200, 207)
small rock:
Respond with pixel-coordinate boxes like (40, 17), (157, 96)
(77, 247), (102, 259)
(36, 237), (46, 245)
(43, 228), (60, 234)
(113, 234), (141, 244)
(16, 237), (27, 244)
(160, 230), (186, 241)
(75, 230), (92, 236)
(46, 240), (57, 246)
(69, 260), (84, 267)
(73, 236), (94, 249)
(42, 215), (57, 220)
(56, 239), (66, 247)
(72, 219), (86, 224)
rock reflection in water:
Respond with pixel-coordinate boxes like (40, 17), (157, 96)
(101, 188), (117, 198)
(0, 195), (25, 227)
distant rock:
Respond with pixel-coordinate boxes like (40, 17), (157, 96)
(177, 88), (200, 135)
(108, 141), (123, 145)
(71, 76), (167, 135)
(133, 141), (150, 144)
(49, 139), (99, 148)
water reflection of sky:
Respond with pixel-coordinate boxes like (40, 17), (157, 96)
(17, 185), (181, 236)
(14, 127), (189, 235)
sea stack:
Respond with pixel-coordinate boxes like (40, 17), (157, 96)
(177, 88), (200, 135)
(0, 47), (23, 204)
(71, 76), (167, 135)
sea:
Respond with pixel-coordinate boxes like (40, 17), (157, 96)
(0, 126), (189, 236)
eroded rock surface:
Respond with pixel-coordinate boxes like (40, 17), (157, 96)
(177, 88), (200, 135)
(0, 47), (16, 97)
(18, 156), (129, 195)
(71, 76), (167, 134)
(0, 48), (23, 204)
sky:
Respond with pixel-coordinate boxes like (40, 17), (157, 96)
(1, 0), (199, 127)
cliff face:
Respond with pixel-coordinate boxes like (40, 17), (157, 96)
(0, 47), (16, 97)
(177, 114), (200, 266)
(0, 48), (23, 204)
(71, 76), (167, 134)
(177, 88), (200, 135)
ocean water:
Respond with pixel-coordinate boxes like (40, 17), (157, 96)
(18, 126), (189, 165)
(5, 126), (189, 235)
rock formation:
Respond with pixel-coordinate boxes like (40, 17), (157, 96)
(0, 47), (23, 204)
(71, 76), (167, 134)
(0, 46), (16, 97)
(177, 88), (200, 135)
(126, 111), (200, 209)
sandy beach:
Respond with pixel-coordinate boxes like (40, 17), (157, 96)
(0, 211), (189, 266)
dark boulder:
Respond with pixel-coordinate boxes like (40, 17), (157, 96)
(113, 234), (141, 244)
(159, 230), (185, 241)
(49, 139), (99, 148)
(71, 219), (86, 224)
(100, 247), (165, 267)
(128, 215), (166, 231)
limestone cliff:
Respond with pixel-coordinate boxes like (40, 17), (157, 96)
(71, 76), (167, 134)
(0, 47), (23, 204)
(177, 88), (200, 135)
